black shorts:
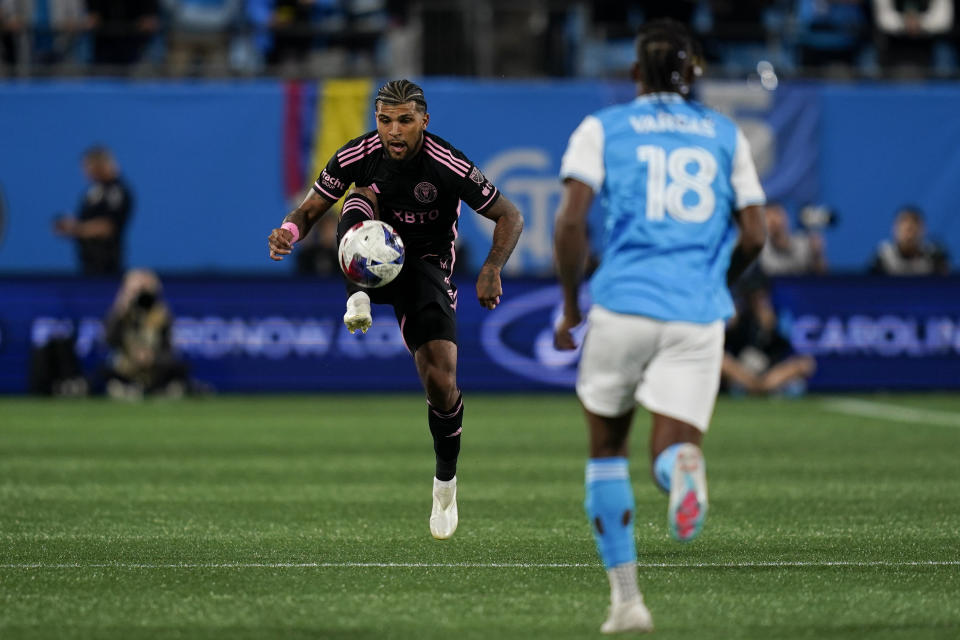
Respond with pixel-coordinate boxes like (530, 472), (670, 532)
(366, 258), (457, 352)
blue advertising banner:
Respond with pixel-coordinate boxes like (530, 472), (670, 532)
(772, 276), (960, 390)
(2, 276), (959, 394)
(0, 276), (580, 394)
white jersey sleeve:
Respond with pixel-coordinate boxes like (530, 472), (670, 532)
(559, 115), (605, 193)
(730, 127), (766, 210)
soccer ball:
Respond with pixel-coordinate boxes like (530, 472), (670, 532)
(338, 220), (405, 288)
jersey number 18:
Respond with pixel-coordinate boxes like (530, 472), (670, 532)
(637, 145), (717, 223)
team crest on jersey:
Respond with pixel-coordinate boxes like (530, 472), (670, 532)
(414, 181), (438, 204)
(469, 166), (485, 184)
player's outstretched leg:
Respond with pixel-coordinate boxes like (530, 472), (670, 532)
(585, 457), (654, 634)
(338, 190), (379, 334)
(651, 416), (708, 543)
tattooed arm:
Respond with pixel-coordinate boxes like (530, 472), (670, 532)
(475, 195), (524, 310)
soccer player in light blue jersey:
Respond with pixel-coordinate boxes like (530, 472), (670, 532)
(553, 20), (767, 633)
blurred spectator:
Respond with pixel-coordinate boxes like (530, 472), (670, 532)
(102, 269), (190, 398)
(722, 283), (817, 395)
(28, 323), (88, 396)
(339, 0), (385, 73)
(870, 205), (949, 274)
(0, 0), (86, 71)
(268, 0), (321, 69)
(245, 0), (347, 74)
(52, 145), (134, 276)
(794, 0), (869, 69)
(1, 0), (29, 68)
(873, 0), (954, 71)
(163, 0), (242, 76)
(637, 0), (700, 23)
(295, 207), (339, 275)
(758, 203), (828, 275)
(704, 0), (776, 71)
(86, 0), (160, 69)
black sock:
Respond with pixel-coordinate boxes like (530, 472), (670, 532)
(428, 393), (463, 481)
(336, 192), (377, 245)
(337, 192), (378, 295)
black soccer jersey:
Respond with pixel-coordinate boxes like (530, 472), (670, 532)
(312, 131), (501, 276)
(76, 176), (133, 275)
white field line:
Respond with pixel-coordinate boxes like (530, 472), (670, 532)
(820, 398), (960, 428)
(1, 561), (958, 570)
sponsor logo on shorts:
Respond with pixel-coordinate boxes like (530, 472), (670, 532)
(414, 181), (438, 204)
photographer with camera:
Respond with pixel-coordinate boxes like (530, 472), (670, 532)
(52, 145), (133, 276)
(101, 269), (189, 399)
(870, 206), (949, 275)
(758, 203), (829, 276)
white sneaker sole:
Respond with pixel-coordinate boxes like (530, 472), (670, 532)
(668, 443), (707, 542)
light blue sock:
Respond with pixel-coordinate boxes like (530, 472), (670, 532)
(584, 457), (636, 570)
(653, 443), (684, 493)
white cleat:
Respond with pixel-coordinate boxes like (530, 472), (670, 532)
(601, 596), (654, 634)
(668, 443), (708, 542)
(343, 291), (372, 334)
(430, 476), (458, 540)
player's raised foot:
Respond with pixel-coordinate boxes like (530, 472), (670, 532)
(601, 596), (654, 634)
(343, 291), (372, 334)
(430, 476), (458, 540)
(668, 443), (708, 542)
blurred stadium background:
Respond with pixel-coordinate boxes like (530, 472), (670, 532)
(2, 2), (959, 638)
(1, 0), (959, 395)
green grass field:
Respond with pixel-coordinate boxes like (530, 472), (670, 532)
(1, 393), (959, 639)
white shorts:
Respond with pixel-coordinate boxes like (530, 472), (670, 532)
(576, 305), (724, 432)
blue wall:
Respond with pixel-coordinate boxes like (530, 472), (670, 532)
(0, 81), (285, 272)
(1, 79), (959, 274)
(819, 84), (960, 271)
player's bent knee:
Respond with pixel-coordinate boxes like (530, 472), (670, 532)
(424, 369), (457, 403)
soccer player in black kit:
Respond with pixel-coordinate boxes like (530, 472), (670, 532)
(268, 80), (523, 539)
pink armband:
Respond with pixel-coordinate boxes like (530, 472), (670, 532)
(281, 222), (300, 244)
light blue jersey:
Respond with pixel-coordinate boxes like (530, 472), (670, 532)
(560, 93), (765, 323)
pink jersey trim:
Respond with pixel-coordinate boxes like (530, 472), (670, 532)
(339, 140), (380, 164)
(313, 181), (340, 201)
(337, 134), (379, 160)
(448, 201), (460, 280)
(424, 138), (470, 172)
(399, 315), (411, 354)
(477, 187), (499, 212)
(425, 147), (468, 177)
(340, 141), (383, 168)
